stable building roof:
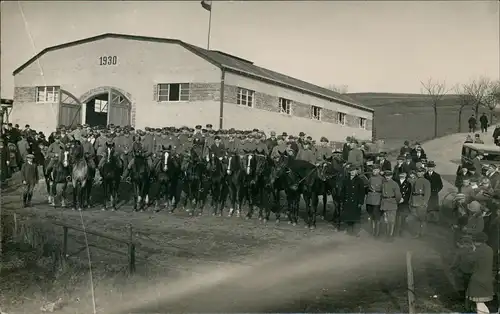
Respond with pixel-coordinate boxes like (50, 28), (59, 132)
(12, 33), (373, 113)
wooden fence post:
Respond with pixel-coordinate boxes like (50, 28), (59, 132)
(406, 251), (416, 314)
(62, 226), (68, 259)
(128, 224), (135, 274)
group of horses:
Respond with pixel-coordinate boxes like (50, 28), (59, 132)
(43, 140), (345, 229)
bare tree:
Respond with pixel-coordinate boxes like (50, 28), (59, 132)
(453, 84), (474, 132)
(325, 84), (349, 94)
(420, 78), (449, 139)
(484, 80), (500, 124)
(463, 77), (493, 117)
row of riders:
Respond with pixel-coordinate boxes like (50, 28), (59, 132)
(6, 123), (500, 311)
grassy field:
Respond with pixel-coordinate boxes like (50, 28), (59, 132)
(348, 92), (498, 149)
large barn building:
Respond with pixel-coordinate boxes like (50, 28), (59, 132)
(12, 33), (374, 141)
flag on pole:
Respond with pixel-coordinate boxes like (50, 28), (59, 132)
(201, 0), (212, 11)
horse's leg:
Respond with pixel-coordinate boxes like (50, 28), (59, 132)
(306, 191), (315, 229)
(132, 182), (138, 211)
(102, 180), (108, 211)
(286, 191), (294, 225)
(50, 181), (57, 207)
(78, 181), (86, 211)
(321, 188), (328, 220)
(311, 190), (319, 227)
(61, 182), (67, 208)
(273, 186), (281, 223)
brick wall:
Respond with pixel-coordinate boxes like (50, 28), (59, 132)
(189, 83), (220, 101)
(14, 87), (36, 103)
(322, 108), (337, 123)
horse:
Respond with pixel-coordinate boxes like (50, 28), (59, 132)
(244, 153), (271, 221)
(207, 153), (227, 216)
(186, 153), (211, 216)
(313, 155), (343, 221)
(98, 141), (123, 211)
(129, 151), (151, 212)
(152, 146), (181, 212)
(48, 145), (72, 208)
(225, 153), (244, 217)
(69, 140), (89, 211)
(272, 153), (317, 228)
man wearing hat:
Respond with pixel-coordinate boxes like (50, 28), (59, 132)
(410, 142), (427, 163)
(271, 135), (287, 160)
(315, 137), (333, 164)
(424, 161), (443, 221)
(296, 140), (316, 164)
(380, 169), (402, 238)
(408, 167), (431, 237)
(21, 154), (39, 207)
(59, 127), (72, 145)
(70, 124), (84, 142)
(366, 164), (384, 237)
(392, 155), (405, 179)
(399, 140), (412, 157)
(265, 131), (278, 154)
(378, 152), (391, 173)
(297, 131), (306, 148)
(402, 154), (416, 174)
(342, 137), (352, 161)
(340, 163), (366, 235)
(80, 132), (96, 170)
(207, 135), (226, 159)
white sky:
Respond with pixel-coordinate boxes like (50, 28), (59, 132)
(1, 1), (499, 98)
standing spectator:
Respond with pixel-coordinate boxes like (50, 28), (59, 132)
(424, 161), (443, 221)
(474, 134), (485, 144)
(399, 140), (412, 157)
(0, 138), (10, 181)
(480, 113), (489, 133)
(16, 134), (30, 167)
(468, 115), (477, 133)
(20, 154), (39, 207)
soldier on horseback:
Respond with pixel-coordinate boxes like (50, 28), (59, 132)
(81, 132), (96, 170)
(45, 133), (65, 176)
(121, 131), (153, 179)
(315, 137), (333, 165)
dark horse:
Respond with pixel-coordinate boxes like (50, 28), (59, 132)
(98, 141), (123, 211)
(184, 153), (211, 216)
(225, 153), (244, 217)
(271, 153), (317, 228)
(244, 153), (271, 222)
(129, 151), (151, 212)
(48, 145), (72, 208)
(69, 140), (90, 211)
(312, 157), (342, 226)
(152, 146), (181, 212)
(208, 154), (228, 216)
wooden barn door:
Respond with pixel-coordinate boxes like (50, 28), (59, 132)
(107, 89), (131, 127)
(59, 90), (82, 128)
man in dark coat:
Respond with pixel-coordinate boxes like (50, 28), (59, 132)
(21, 154), (39, 207)
(479, 113), (489, 133)
(424, 161), (443, 222)
(468, 115), (477, 133)
(396, 171), (412, 236)
(493, 126), (500, 145)
(411, 143), (427, 163)
(399, 140), (412, 157)
(378, 152), (392, 173)
(208, 135), (226, 159)
(0, 138), (10, 181)
(340, 164), (366, 235)
(265, 131), (278, 154)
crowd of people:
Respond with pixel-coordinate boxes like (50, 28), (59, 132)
(1, 121), (499, 312)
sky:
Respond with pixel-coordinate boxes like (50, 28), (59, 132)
(1, 1), (499, 98)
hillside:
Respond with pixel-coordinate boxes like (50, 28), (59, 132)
(347, 92), (496, 148)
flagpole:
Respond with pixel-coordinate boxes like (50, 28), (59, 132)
(207, 7), (212, 50)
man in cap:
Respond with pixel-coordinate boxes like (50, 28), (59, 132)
(45, 133), (65, 177)
(402, 154), (416, 174)
(380, 169), (402, 238)
(297, 131), (306, 148)
(480, 113), (489, 133)
(21, 154), (38, 207)
(296, 140), (316, 164)
(122, 132), (153, 179)
(255, 133), (269, 156)
(366, 164), (384, 237)
(80, 132), (96, 169)
(474, 133), (485, 144)
(315, 137), (333, 164)
(225, 131), (240, 156)
(393, 155), (406, 179)
(347, 140), (364, 172)
(408, 167), (431, 237)
(396, 170), (412, 236)
(207, 135), (226, 159)
(95, 129), (109, 156)
(342, 136), (352, 161)
(287, 135), (300, 157)
(340, 164), (366, 235)
(424, 161), (443, 222)
(70, 124), (84, 142)
(206, 124), (213, 132)
(59, 127), (72, 145)
(271, 135), (287, 160)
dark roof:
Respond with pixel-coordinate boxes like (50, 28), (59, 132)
(13, 33), (373, 113)
(1, 99), (13, 105)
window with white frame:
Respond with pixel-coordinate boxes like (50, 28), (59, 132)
(337, 112), (346, 125)
(279, 97), (292, 115)
(94, 99), (108, 113)
(157, 83), (190, 102)
(311, 106), (321, 121)
(237, 88), (254, 107)
(359, 117), (367, 129)
(36, 86), (60, 103)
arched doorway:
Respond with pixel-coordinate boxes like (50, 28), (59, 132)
(81, 88), (132, 127)
(59, 88), (132, 128)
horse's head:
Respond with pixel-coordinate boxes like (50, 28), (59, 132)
(269, 153), (289, 184)
(104, 142), (116, 163)
(254, 154), (268, 177)
(209, 153), (223, 173)
(161, 148), (171, 172)
(61, 145), (71, 168)
(242, 153), (256, 176)
(180, 153), (191, 173)
(122, 144), (130, 155)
